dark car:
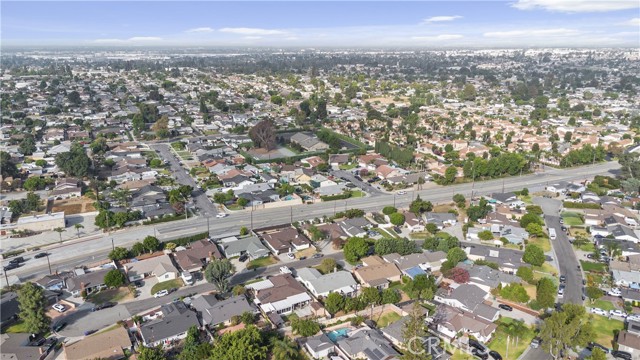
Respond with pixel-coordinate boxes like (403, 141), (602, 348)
(560, 275), (566, 282)
(3, 263), (19, 271)
(393, 226), (402, 233)
(52, 322), (67, 332)
(299, 256), (307, 260)
(134, 280), (144, 288)
(9, 257), (24, 264)
(472, 348), (489, 360)
(238, 254), (249, 262)
(312, 253), (323, 259)
(92, 302), (116, 311)
(34, 252), (48, 259)
(469, 339), (488, 353)
(489, 350), (503, 360)
(587, 342), (609, 353)
(611, 350), (632, 359)
(84, 329), (97, 336)
(354, 175), (363, 181)
(498, 304), (513, 311)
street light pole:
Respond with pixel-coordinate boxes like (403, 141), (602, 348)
(45, 254), (52, 275)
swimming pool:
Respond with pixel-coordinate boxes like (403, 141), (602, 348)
(326, 328), (349, 342)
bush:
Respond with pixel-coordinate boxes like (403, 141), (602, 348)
(389, 213), (405, 226)
(562, 202), (601, 209)
(382, 206), (397, 215)
(104, 269), (126, 288)
(478, 230), (494, 241)
(109, 247), (131, 261)
(516, 266), (534, 283)
(162, 232), (208, 248)
(321, 192), (352, 201)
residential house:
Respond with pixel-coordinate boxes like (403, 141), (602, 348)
(0, 333), (55, 360)
(376, 165), (402, 180)
(464, 243), (529, 274)
(427, 304), (498, 343)
(123, 254), (178, 282)
(34, 273), (66, 292)
(296, 267), (358, 298)
(290, 133), (329, 151)
(403, 211), (425, 233)
(301, 156), (325, 169)
(336, 328), (400, 360)
(49, 178), (81, 200)
(434, 284), (498, 321)
(617, 320), (640, 358)
(0, 292), (19, 329)
(66, 268), (112, 297)
(139, 302), (200, 347)
(382, 251), (447, 278)
(338, 217), (370, 238)
(190, 294), (257, 328)
(172, 239), (222, 273)
(597, 238), (640, 257)
(489, 192), (522, 208)
(248, 273), (312, 315)
(424, 212), (457, 229)
(329, 154), (350, 169)
(609, 224), (639, 243)
(457, 264), (522, 292)
(353, 256), (402, 289)
(217, 235), (270, 260)
(610, 256), (640, 289)
(260, 227), (311, 255)
(63, 326), (132, 360)
(305, 333), (335, 359)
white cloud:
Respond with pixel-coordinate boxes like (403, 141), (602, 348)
(127, 37), (162, 42)
(219, 27), (287, 35)
(93, 36), (162, 44)
(620, 18), (640, 26)
(185, 27), (214, 33)
(411, 34), (464, 41)
(484, 28), (580, 37)
(243, 36), (262, 40)
(512, 0), (639, 13)
(423, 15), (463, 23)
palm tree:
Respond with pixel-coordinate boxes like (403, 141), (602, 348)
(53, 227), (66, 243)
(74, 223), (84, 238)
(606, 242), (622, 260)
(270, 337), (301, 360)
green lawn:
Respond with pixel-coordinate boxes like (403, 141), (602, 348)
(533, 262), (558, 276)
(488, 318), (535, 360)
(574, 242), (595, 252)
(590, 315), (624, 347)
(350, 190), (365, 198)
(376, 312), (401, 328)
(150, 279), (183, 295)
(580, 260), (607, 273)
(528, 237), (551, 252)
(561, 212), (584, 226)
(339, 163), (357, 170)
(3, 320), (28, 333)
(520, 195), (533, 204)
(246, 256), (278, 270)
(87, 287), (132, 304)
(591, 299), (616, 311)
(377, 228), (400, 239)
(226, 204), (244, 211)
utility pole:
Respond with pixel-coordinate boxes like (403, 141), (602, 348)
(333, 201), (336, 216)
(502, 178), (505, 193)
(393, 194), (396, 208)
(111, 237), (115, 251)
(206, 216), (210, 236)
(3, 269), (9, 287)
(250, 208), (254, 231)
(45, 253), (52, 274)
(290, 206), (293, 224)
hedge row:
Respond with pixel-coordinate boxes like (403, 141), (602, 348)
(163, 232), (209, 247)
(1, 249), (25, 259)
(562, 202), (601, 209)
(321, 192), (353, 201)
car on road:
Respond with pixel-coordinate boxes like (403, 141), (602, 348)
(153, 289), (169, 298)
(557, 288), (564, 298)
(354, 175), (363, 181)
(84, 329), (97, 336)
(626, 314), (640, 322)
(608, 288), (622, 297)
(92, 302), (116, 312)
(488, 350), (502, 360)
(9, 257), (25, 264)
(530, 338), (541, 348)
(397, 190), (406, 195)
(34, 252), (48, 259)
(312, 253), (323, 259)
(610, 309), (627, 318)
(52, 322), (67, 332)
(3, 263), (19, 271)
(498, 304), (513, 311)
(280, 266), (292, 274)
(611, 350), (632, 359)
(52, 304), (66, 313)
(561, 226), (568, 232)
(560, 275), (566, 282)
(590, 307), (607, 316)
(559, 218), (564, 224)
(471, 349), (488, 360)
(215, 213), (227, 218)
(238, 254), (249, 262)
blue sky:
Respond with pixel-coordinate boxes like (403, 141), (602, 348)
(2, 1), (639, 47)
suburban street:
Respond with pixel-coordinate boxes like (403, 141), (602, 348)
(1, 161), (620, 285)
(534, 197), (584, 305)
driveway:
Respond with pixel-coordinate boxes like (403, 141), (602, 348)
(534, 197), (584, 305)
(330, 169), (386, 196)
(150, 143), (218, 218)
(56, 302), (131, 337)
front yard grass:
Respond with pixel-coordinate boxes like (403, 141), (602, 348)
(375, 312), (401, 328)
(377, 228), (400, 239)
(591, 299), (615, 311)
(3, 320), (28, 333)
(88, 287), (133, 304)
(150, 279), (183, 295)
(339, 163), (356, 170)
(246, 256), (278, 270)
(561, 212), (584, 226)
(488, 317), (535, 360)
(580, 260), (607, 273)
(574, 241), (595, 252)
(589, 315), (624, 347)
(226, 204), (244, 211)
(528, 236), (551, 252)
(350, 190), (365, 198)
(533, 262), (558, 276)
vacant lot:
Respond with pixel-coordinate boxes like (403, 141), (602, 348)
(51, 197), (96, 215)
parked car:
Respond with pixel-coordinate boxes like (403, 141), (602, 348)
(498, 304), (513, 311)
(557, 288), (564, 298)
(215, 213), (227, 218)
(468, 339), (489, 353)
(560, 275), (566, 282)
(92, 302), (116, 312)
(238, 254), (249, 262)
(312, 253), (323, 259)
(590, 307), (607, 316)
(608, 288), (622, 297)
(34, 252), (48, 259)
(9, 257), (25, 264)
(393, 226), (402, 233)
(471, 348), (488, 360)
(530, 338), (541, 348)
(3, 263), (19, 271)
(587, 342), (609, 353)
(559, 218), (564, 224)
(52, 322), (67, 332)
(299, 256), (307, 260)
(286, 253), (295, 260)
(153, 289), (169, 298)
(134, 280), (144, 288)
(489, 350), (503, 360)
(84, 329), (97, 336)
(561, 226), (568, 232)
(52, 304), (66, 313)
(611, 350), (632, 359)
(610, 309), (627, 318)
(626, 314), (640, 322)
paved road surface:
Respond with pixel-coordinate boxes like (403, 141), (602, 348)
(330, 169), (387, 196)
(534, 197), (584, 305)
(1, 161), (620, 284)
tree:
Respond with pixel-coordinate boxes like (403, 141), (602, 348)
(151, 115), (170, 139)
(204, 259), (235, 293)
(179, 326), (212, 360)
(0, 151), (18, 178)
(536, 277), (558, 308)
(18, 135), (36, 155)
(104, 269), (126, 288)
(389, 213), (406, 226)
(520, 213), (543, 228)
(317, 257), (337, 274)
(239, 226), (249, 236)
(526, 223), (545, 237)
(447, 267), (470, 283)
(343, 237), (369, 264)
(325, 292), (345, 315)
(361, 287), (381, 305)
(453, 193), (466, 208)
(210, 326), (267, 360)
(411, 274), (436, 300)
(25, 192), (41, 212)
(564, 131), (573, 143)
(108, 247), (131, 261)
(500, 283), (530, 303)
(270, 337), (302, 360)
(409, 195), (432, 215)
(232, 285), (247, 296)
(587, 347), (607, 360)
(23, 177), (46, 191)
(55, 142), (91, 177)
(67, 90), (81, 105)
(585, 286), (603, 304)
(516, 266), (534, 283)
(382, 288), (401, 305)
(131, 242), (146, 256)
(291, 318), (321, 337)
(447, 247), (467, 265)
(375, 238), (419, 256)
(444, 166), (458, 184)
(138, 346), (166, 360)
(74, 223), (84, 238)
(240, 311), (256, 325)
(54, 227), (66, 243)
(523, 244), (545, 266)
(461, 83), (477, 101)
(249, 120), (276, 150)
(90, 137), (109, 155)
(539, 304), (594, 360)
(478, 230), (494, 241)
(401, 302), (430, 360)
(17, 282), (50, 334)
(142, 236), (161, 253)
(382, 206), (397, 215)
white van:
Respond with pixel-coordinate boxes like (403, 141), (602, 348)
(549, 228), (557, 240)
(181, 271), (193, 285)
